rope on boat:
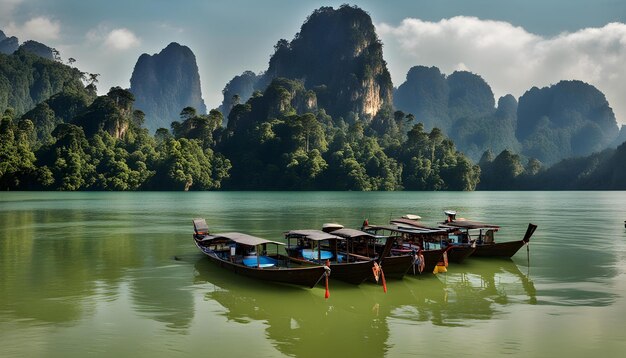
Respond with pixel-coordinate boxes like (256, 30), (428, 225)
(372, 262), (387, 292)
(324, 260), (331, 299)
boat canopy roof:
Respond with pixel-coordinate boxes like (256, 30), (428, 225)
(389, 217), (458, 232)
(365, 224), (449, 235)
(331, 228), (376, 239)
(285, 229), (343, 241)
(390, 217), (428, 228)
(201, 232), (285, 246)
(441, 219), (500, 230)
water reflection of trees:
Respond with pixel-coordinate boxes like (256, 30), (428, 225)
(129, 264), (194, 332)
(0, 208), (194, 331)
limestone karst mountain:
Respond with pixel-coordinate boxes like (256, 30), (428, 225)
(130, 42), (206, 133)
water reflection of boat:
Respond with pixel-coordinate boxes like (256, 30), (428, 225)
(284, 229), (375, 285)
(394, 258), (537, 326)
(193, 259), (390, 357)
(192, 255), (537, 345)
(439, 211), (537, 258)
(441, 258), (537, 306)
(193, 219), (328, 288)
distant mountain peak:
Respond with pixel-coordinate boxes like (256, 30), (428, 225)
(129, 42), (207, 133)
(252, 4), (393, 121)
(0, 29), (19, 55)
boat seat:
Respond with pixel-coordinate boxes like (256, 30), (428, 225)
(193, 218), (210, 235)
(242, 256), (277, 268)
(483, 230), (495, 244)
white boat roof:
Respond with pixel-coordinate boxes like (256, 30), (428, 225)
(322, 223), (344, 230)
(402, 214), (422, 220)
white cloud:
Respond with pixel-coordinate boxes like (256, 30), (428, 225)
(5, 16), (61, 42)
(85, 26), (140, 51)
(104, 28), (141, 50)
(377, 17), (626, 125)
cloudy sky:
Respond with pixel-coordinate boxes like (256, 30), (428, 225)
(2, 0), (625, 124)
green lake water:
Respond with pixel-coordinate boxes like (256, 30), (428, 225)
(1, 191), (626, 357)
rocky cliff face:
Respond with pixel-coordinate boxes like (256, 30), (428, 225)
(393, 66), (450, 130)
(517, 80), (619, 164)
(394, 66), (496, 132)
(394, 66), (519, 161)
(257, 5), (393, 121)
(0, 30), (19, 54)
(129, 42), (206, 133)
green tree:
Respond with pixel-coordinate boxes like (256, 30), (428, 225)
(38, 123), (95, 190)
(153, 138), (230, 191)
(0, 111), (38, 189)
(478, 149), (523, 190)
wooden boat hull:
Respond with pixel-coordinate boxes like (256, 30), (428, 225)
(446, 245), (476, 263)
(472, 240), (527, 258)
(288, 257), (375, 285)
(378, 254), (414, 279)
(405, 248), (444, 275)
(329, 260), (376, 285)
(195, 242), (327, 288)
(446, 223), (537, 259)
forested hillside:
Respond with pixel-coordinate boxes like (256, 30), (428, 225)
(0, 49), (87, 116)
(1, 6), (624, 191)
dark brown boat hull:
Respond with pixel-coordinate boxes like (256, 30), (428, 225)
(454, 223), (537, 259)
(378, 255), (413, 279)
(446, 245), (476, 263)
(472, 240), (527, 258)
(288, 257), (375, 285)
(406, 249), (444, 275)
(329, 260), (376, 285)
(196, 243), (326, 288)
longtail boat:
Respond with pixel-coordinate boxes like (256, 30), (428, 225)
(284, 229), (375, 285)
(438, 211), (537, 258)
(363, 222), (449, 275)
(193, 219), (329, 288)
(323, 226), (413, 280)
(390, 216), (476, 263)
